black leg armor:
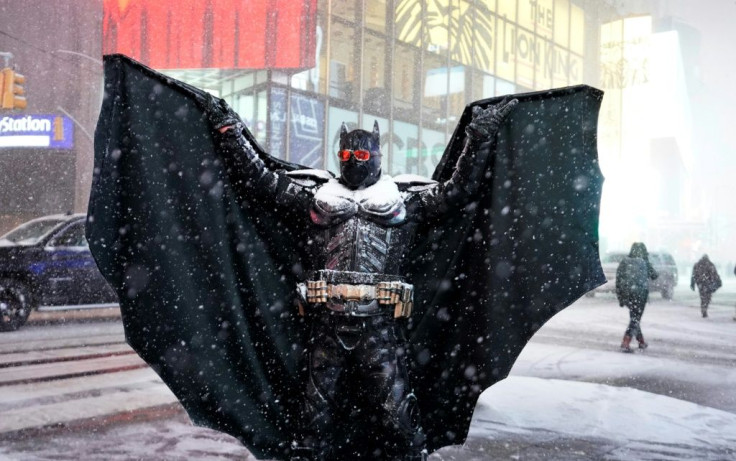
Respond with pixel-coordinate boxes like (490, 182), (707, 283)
(293, 313), (425, 461)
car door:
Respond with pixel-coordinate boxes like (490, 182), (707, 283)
(41, 220), (102, 306)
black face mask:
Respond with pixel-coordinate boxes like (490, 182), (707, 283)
(338, 121), (382, 189)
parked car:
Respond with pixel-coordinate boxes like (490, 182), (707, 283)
(648, 251), (678, 299)
(589, 250), (678, 300)
(0, 213), (118, 331)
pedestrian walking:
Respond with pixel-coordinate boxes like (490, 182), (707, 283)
(616, 242), (659, 352)
(691, 255), (721, 318)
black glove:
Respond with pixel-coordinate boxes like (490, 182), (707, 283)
(197, 93), (242, 131)
(465, 98), (518, 140)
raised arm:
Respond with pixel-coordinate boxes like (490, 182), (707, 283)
(412, 99), (517, 221)
(201, 95), (307, 207)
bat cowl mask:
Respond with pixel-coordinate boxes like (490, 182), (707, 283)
(338, 121), (382, 189)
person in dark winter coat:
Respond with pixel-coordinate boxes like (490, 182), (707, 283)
(616, 242), (658, 352)
(691, 254), (721, 318)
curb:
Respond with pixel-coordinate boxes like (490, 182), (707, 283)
(0, 403), (183, 442)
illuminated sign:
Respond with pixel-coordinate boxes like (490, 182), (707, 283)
(102, 0), (317, 70)
(0, 114), (74, 149)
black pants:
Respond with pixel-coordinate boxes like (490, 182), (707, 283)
(625, 301), (646, 339)
(698, 289), (714, 313)
(296, 313), (424, 460)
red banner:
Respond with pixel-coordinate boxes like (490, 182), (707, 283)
(103, 0), (317, 70)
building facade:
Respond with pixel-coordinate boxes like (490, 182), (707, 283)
(1, 0), (707, 266)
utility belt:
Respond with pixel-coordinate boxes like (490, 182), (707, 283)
(297, 270), (414, 318)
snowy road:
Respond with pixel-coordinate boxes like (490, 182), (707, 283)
(0, 281), (734, 460)
(515, 282), (736, 413)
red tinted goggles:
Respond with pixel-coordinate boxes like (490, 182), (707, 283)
(338, 149), (372, 162)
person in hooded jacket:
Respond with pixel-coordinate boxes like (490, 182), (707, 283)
(615, 242), (658, 352)
(691, 254), (721, 318)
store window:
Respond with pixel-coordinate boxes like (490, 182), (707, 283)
(254, 90), (268, 149)
(332, 0), (357, 22)
(329, 20), (358, 103)
(291, 9), (328, 94)
(393, 44), (418, 115)
(395, 0), (423, 48)
(417, 126), (446, 178)
(473, 4), (496, 74)
(422, 53), (449, 126)
(391, 120), (419, 175)
(365, 0), (387, 33)
(362, 34), (388, 115)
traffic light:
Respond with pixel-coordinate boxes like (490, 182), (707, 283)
(1, 68), (26, 109)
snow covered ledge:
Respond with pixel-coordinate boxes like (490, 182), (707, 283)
(456, 376), (736, 459)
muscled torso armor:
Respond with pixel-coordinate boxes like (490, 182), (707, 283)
(310, 176), (412, 275)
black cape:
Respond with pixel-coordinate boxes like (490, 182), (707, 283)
(87, 54), (605, 459)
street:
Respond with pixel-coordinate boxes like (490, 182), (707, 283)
(0, 282), (735, 460)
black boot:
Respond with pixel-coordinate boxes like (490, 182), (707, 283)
(636, 334), (648, 350)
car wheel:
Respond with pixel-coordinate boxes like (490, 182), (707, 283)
(0, 280), (33, 332)
(662, 285), (674, 300)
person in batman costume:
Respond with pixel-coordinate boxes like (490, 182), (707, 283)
(87, 55), (605, 461)
(211, 96), (517, 461)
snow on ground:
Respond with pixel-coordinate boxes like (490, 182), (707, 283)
(1, 281), (735, 460)
(469, 376), (736, 454)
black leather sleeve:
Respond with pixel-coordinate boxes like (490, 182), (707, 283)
(215, 125), (311, 208)
(407, 135), (494, 222)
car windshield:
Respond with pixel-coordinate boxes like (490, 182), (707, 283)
(0, 218), (67, 246)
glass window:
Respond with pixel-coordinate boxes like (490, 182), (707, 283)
(392, 120), (419, 175)
(393, 45), (418, 112)
(495, 79), (516, 97)
(289, 92), (325, 168)
(1, 218), (66, 245)
(329, 20), (358, 103)
(362, 34), (388, 115)
(50, 222), (87, 247)
(395, 0), (423, 48)
(326, 106), (359, 175)
(498, 0), (516, 22)
(291, 10), (328, 94)
(473, 4), (496, 73)
(425, 1), (449, 56)
(422, 53), (448, 124)
(417, 126), (446, 178)
(332, 0), (357, 22)
(254, 90), (268, 148)
(495, 18), (515, 81)
(269, 88), (288, 160)
(570, 4), (585, 55)
(366, 0), (387, 33)
(449, 1), (473, 66)
(554, 0), (570, 47)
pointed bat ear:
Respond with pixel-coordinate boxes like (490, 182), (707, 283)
(372, 120), (380, 140)
(340, 122), (349, 139)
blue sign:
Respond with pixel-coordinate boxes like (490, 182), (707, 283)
(289, 93), (324, 168)
(0, 114), (74, 149)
